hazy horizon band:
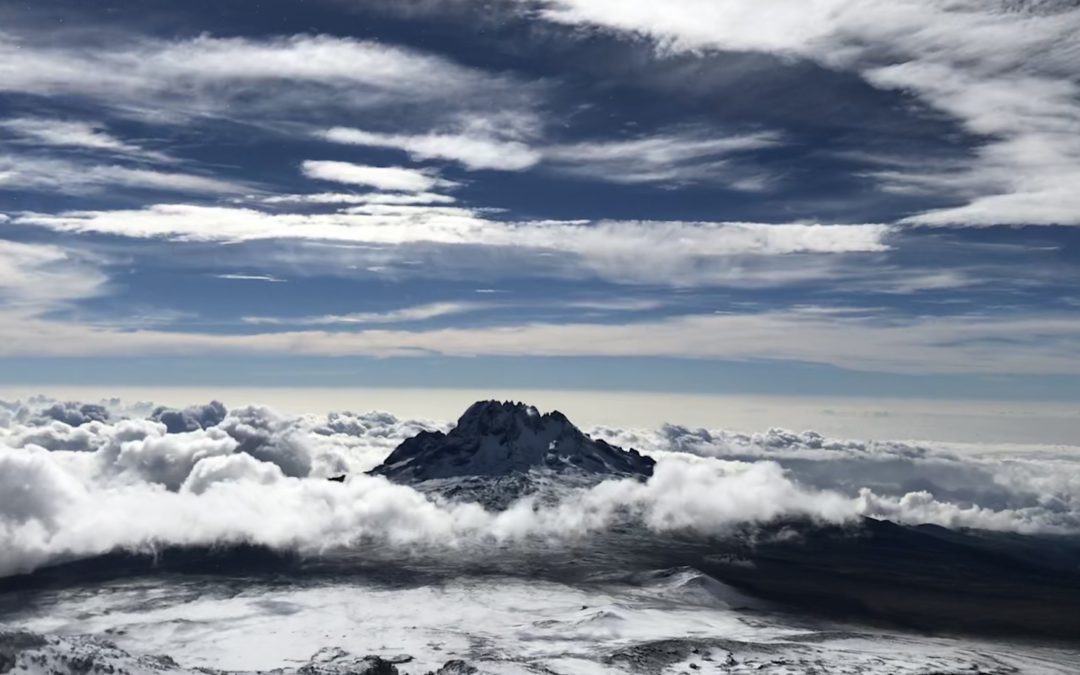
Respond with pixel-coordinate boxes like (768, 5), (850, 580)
(3, 385), (1078, 446)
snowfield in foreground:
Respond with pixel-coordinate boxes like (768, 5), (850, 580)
(4, 570), (1080, 675)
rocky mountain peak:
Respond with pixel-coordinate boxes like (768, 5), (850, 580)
(368, 400), (654, 484)
(452, 400), (574, 439)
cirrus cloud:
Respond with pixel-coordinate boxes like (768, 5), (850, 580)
(0, 31), (532, 124)
(530, 0), (1080, 225)
(300, 161), (457, 192)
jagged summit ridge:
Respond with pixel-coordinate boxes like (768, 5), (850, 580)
(369, 400), (655, 483)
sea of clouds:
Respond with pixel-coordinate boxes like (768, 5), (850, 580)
(1, 396), (1078, 578)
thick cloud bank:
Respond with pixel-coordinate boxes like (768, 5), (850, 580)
(1, 396), (1078, 577)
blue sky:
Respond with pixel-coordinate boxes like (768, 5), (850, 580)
(1, 0), (1079, 401)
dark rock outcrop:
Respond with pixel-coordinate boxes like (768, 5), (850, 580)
(369, 400), (654, 484)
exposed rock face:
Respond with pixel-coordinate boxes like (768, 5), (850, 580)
(299, 649), (400, 675)
(369, 400), (654, 483)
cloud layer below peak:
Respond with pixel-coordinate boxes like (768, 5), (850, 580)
(3, 395), (1079, 578)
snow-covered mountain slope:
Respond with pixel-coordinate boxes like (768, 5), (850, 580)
(369, 400), (655, 484)
(6, 569), (1079, 675)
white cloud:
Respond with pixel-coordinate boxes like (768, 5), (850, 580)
(3, 395), (1080, 578)
(11, 204), (890, 286)
(0, 155), (243, 195)
(0, 240), (107, 312)
(12, 204), (889, 252)
(0, 118), (171, 162)
(322, 125), (779, 187)
(874, 67), (1080, 226)
(0, 446), (86, 528)
(301, 160), (454, 192)
(323, 127), (541, 170)
(0, 218), (1059, 378)
(0, 32), (527, 123)
(214, 405), (315, 478)
(241, 298), (662, 328)
(532, 0), (1080, 224)
(0, 300), (1077, 376)
(339, 204), (483, 217)
(114, 427), (238, 491)
(544, 131), (779, 187)
(182, 453), (286, 495)
(536, 0), (861, 56)
(0, 433), (858, 576)
(566, 298), (664, 312)
(243, 301), (483, 326)
(0, 32), (532, 198)
(195, 308), (1080, 375)
(214, 274), (287, 283)
(596, 422), (1080, 533)
(260, 192), (457, 205)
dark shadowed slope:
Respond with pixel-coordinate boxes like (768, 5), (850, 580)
(699, 517), (1080, 639)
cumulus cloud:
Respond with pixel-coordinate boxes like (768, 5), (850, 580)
(595, 424), (1080, 525)
(114, 427), (238, 490)
(151, 401), (228, 434)
(38, 402), (110, 427)
(0, 446), (87, 528)
(3, 420), (111, 453)
(854, 488), (1063, 533)
(181, 453), (286, 495)
(1, 395), (1079, 579)
(215, 406), (314, 478)
(594, 434), (1080, 536)
(0, 397), (413, 491)
(4, 438), (856, 577)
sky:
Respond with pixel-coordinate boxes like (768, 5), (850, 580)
(1, 0), (1080, 408)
